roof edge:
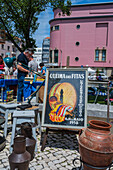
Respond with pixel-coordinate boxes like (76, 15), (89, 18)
(71, 1), (113, 8)
(49, 15), (113, 24)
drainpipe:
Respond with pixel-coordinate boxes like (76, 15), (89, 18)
(60, 50), (62, 68)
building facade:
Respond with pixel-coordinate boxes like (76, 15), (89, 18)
(0, 30), (19, 58)
(42, 37), (50, 65)
(33, 47), (42, 67)
(49, 2), (113, 75)
(0, 41), (16, 58)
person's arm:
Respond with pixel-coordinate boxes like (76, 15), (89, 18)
(17, 62), (29, 73)
(3, 61), (5, 67)
(42, 69), (45, 75)
(37, 64), (38, 72)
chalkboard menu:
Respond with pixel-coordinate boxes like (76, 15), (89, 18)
(42, 68), (88, 129)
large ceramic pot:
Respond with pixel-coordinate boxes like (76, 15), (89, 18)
(21, 122), (36, 161)
(8, 136), (31, 170)
(78, 120), (113, 170)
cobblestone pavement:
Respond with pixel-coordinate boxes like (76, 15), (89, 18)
(0, 130), (113, 170)
(0, 130), (81, 170)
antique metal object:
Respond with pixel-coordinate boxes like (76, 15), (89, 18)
(8, 136), (31, 170)
(78, 120), (113, 170)
(21, 122), (36, 161)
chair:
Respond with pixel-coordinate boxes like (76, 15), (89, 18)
(9, 110), (39, 153)
(94, 86), (107, 103)
(88, 87), (97, 96)
(105, 90), (113, 105)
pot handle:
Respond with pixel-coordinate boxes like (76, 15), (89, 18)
(79, 128), (85, 136)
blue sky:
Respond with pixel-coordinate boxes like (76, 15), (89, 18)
(34, 0), (113, 47)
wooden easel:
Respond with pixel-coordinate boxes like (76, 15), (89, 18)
(41, 127), (80, 151)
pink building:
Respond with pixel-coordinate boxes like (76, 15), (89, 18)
(0, 30), (22, 58)
(49, 2), (113, 75)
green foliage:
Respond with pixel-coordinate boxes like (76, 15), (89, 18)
(101, 68), (104, 73)
(0, 0), (71, 52)
(88, 95), (107, 104)
(96, 68), (99, 76)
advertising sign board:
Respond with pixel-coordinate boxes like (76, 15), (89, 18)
(42, 68), (88, 129)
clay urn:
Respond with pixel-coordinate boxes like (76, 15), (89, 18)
(78, 120), (113, 170)
(8, 136), (31, 170)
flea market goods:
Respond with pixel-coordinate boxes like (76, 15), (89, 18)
(78, 120), (113, 170)
(8, 136), (31, 170)
(21, 122), (36, 161)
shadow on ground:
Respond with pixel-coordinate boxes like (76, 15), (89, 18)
(40, 131), (79, 151)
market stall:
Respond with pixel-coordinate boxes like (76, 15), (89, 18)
(23, 77), (45, 102)
(0, 78), (18, 102)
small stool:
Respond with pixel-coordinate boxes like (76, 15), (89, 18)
(0, 103), (19, 137)
(10, 110), (38, 153)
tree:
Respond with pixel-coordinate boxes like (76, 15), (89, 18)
(0, 0), (71, 52)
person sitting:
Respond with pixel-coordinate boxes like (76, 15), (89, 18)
(13, 64), (18, 77)
(39, 62), (46, 76)
(97, 74), (102, 81)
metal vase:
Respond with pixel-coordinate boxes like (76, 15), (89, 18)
(21, 122), (36, 161)
(8, 136), (31, 170)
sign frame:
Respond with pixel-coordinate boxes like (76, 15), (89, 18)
(42, 68), (88, 129)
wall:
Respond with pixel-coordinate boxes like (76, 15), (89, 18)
(50, 2), (113, 68)
(87, 103), (113, 134)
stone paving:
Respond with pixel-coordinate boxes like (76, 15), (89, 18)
(0, 130), (81, 170)
(0, 129), (113, 170)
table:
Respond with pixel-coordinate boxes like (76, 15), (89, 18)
(0, 79), (18, 100)
(0, 79), (18, 88)
(0, 79), (5, 88)
(0, 103), (19, 137)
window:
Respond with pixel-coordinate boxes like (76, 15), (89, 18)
(95, 49), (106, 62)
(50, 50), (52, 63)
(43, 45), (50, 48)
(95, 49), (99, 61)
(1, 44), (4, 49)
(7, 46), (10, 51)
(55, 25), (59, 30)
(102, 50), (106, 61)
(1, 53), (4, 57)
(43, 49), (49, 52)
(54, 50), (58, 63)
(75, 57), (79, 61)
(13, 47), (15, 52)
(51, 25), (59, 32)
(76, 42), (80, 46)
(76, 25), (80, 29)
(51, 26), (53, 32)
